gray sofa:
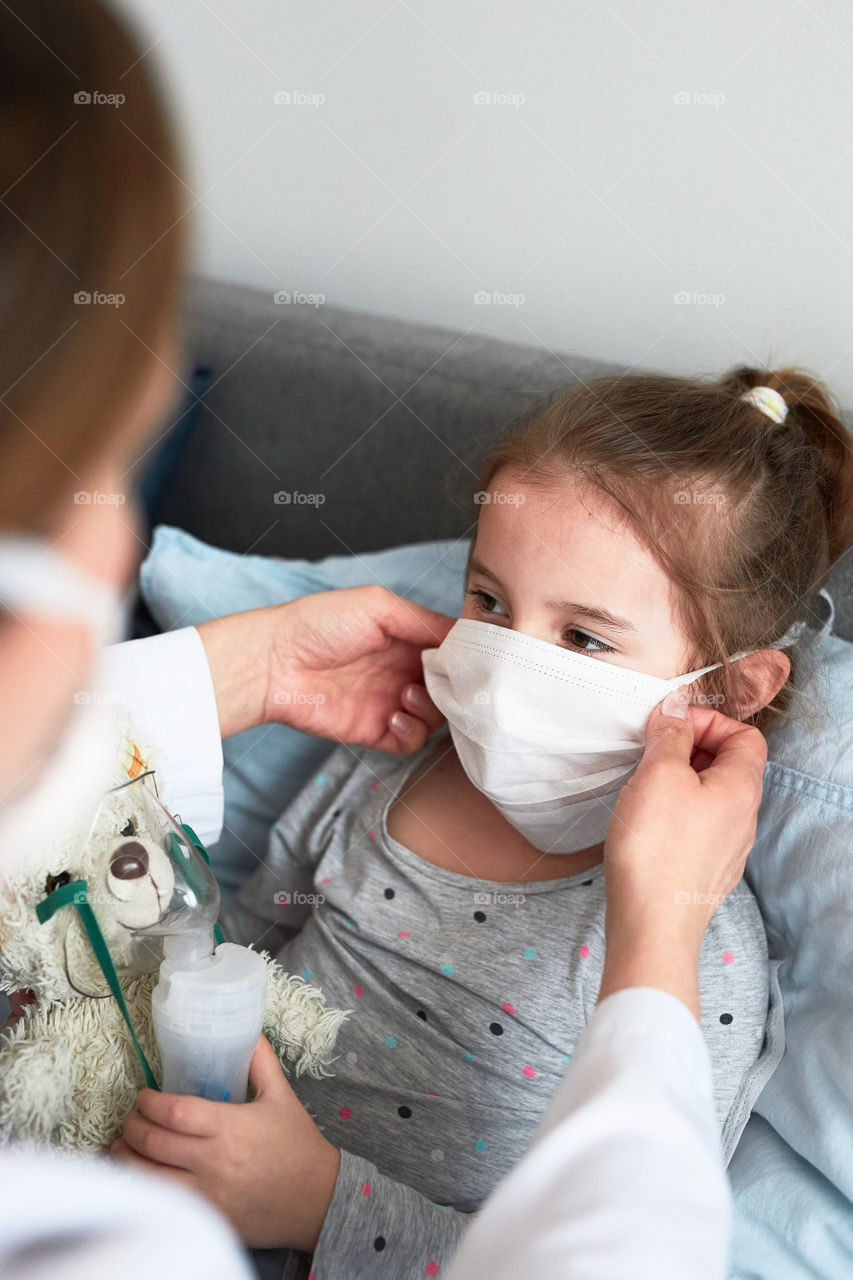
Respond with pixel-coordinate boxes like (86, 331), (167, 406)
(143, 274), (852, 640)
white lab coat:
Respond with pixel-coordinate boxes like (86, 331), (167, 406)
(0, 627), (730, 1279)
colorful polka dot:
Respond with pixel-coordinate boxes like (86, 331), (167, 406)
(523, 947), (537, 960)
(361, 1181), (371, 1196)
(345, 919), (355, 929)
(522, 1065), (536, 1079)
(314, 773), (325, 786)
(430, 1148), (444, 1162)
(346, 1051), (358, 1065)
(321, 876), (331, 883)
(562, 1053), (571, 1064)
(373, 1236), (386, 1252)
(301, 967), (312, 981)
(462, 1051), (474, 1062)
(474, 1138), (488, 1153)
(385, 1035), (397, 1048)
(441, 962), (454, 976)
(398, 1105), (412, 1118)
(339, 1106), (352, 1119)
(426, 1264), (439, 1276)
(354, 984), (364, 997)
(384, 887), (395, 899)
(371, 781), (380, 791)
(720, 1013), (733, 1025)
(368, 831), (376, 841)
(489, 1022), (503, 1036)
(723, 951), (734, 964)
(579, 945), (590, 959)
(399, 930), (410, 938)
(473, 910), (486, 922)
(501, 1002), (515, 1015)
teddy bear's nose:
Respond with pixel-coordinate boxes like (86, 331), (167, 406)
(110, 841), (150, 880)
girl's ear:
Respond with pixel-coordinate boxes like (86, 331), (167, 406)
(726, 648), (792, 719)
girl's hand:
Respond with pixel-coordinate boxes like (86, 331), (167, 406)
(198, 585), (454, 749)
(111, 1035), (340, 1251)
(598, 686), (768, 1018)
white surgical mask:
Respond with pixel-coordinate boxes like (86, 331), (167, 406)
(0, 535), (128, 874)
(422, 615), (806, 855)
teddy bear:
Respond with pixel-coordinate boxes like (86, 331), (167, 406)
(0, 706), (348, 1154)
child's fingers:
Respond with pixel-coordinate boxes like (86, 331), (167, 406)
(111, 1135), (199, 1190)
(120, 1108), (206, 1171)
(135, 1086), (223, 1137)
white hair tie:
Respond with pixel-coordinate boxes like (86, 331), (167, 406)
(740, 385), (789, 425)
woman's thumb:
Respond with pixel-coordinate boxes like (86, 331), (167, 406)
(248, 1034), (284, 1098)
(642, 687), (695, 764)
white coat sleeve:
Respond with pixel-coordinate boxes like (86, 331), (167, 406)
(443, 986), (732, 1280)
(0, 1147), (251, 1280)
(98, 627), (224, 848)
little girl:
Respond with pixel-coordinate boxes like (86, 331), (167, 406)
(229, 365), (853, 1280)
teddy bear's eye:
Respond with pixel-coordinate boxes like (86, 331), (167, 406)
(120, 819), (136, 837)
(45, 871), (72, 894)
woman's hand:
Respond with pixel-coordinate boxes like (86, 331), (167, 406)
(111, 1035), (340, 1252)
(598, 686), (768, 1019)
(197, 585), (454, 750)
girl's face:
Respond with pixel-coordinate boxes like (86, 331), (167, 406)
(463, 467), (695, 680)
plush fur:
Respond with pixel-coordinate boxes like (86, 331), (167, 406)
(0, 707), (348, 1153)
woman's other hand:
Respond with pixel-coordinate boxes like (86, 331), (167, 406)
(198, 586), (454, 751)
(598, 686), (768, 1018)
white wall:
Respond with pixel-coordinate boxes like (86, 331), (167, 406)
(118, 0), (853, 405)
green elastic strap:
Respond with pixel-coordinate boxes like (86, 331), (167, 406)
(37, 881), (159, 1090)
(173, 823), (226, 947)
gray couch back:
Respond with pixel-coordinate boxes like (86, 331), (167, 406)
(153, 275), (852, 641)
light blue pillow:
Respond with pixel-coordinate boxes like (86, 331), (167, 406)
(139, 525), (468, 900)
(140, 525), (853, 1277)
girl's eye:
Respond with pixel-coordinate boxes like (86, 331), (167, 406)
(467, 588), (507, 617)
(563, 628), (615, 655)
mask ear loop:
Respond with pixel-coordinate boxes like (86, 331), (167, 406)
(37, 881), (159, 1090)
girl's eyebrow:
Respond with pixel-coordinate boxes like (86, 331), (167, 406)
(468, 555), (637, 634)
